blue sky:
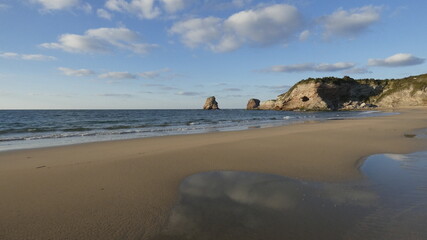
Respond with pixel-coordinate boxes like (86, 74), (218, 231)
(0, 0), (426, 109)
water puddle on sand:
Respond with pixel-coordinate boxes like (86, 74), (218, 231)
(153, 152), (427, 240)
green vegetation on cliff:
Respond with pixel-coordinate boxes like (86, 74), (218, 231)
(280, 74), (427, 102)
(276, 73), (427, 110)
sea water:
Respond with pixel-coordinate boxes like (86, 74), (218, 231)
(0, 109), (392, 151)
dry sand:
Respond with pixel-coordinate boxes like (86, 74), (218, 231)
(1, 108), (427, 239)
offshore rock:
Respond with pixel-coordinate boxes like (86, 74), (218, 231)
(203, 96), (219, 110)
(247, 99), (260, 110)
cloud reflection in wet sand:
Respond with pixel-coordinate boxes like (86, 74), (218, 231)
(154, 151), (427, 240)
(155, 172), (377, 240)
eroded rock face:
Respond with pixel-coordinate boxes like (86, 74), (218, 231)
(275, 80), (382, 111)
(259, 100), (277, 110)
(274, 74), (427, 111)
(203, 96), (219, 110)
(247, 99), (260, 110)
(375, 86), (427, 108)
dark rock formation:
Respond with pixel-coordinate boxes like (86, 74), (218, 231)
(247, 98), (260, 110)
(203, 96), (219, 110)
(274, 74), (427, 111)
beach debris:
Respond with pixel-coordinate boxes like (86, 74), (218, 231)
(203, 96), (219, 110)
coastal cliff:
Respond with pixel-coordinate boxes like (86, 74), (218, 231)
(270, 74), (427, 111)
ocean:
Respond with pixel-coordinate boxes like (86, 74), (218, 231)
(0, 109), (392, 151)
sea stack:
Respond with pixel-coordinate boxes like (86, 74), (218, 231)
(203, 96), (219, 110)
(246, 98), (260, 110)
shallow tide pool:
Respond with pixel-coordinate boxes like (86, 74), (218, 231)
(154, 151), (427, 240)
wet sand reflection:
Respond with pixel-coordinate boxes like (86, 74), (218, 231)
(154, 151), (427, 240)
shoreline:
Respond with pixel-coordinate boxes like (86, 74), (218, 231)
(1, 107), (427, 239)
(0, 109), (393, 153)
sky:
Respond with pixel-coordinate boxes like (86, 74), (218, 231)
(0, 0), (426, 109)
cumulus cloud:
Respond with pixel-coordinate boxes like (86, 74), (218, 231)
(99, 72), (137, 79)
(0, 52), (56, 61)
(58, 67), (94, 76)
(29, 0), (91, 11)
(266, 62), (355, 73)
(161, 0), (186, 13)
(170, 4), (303, 52)
(321, 5), (381, 39)
(105, 0), (160, 19)
(170, 17), (223, 49)
(40, 27), (157, 54)
(97, 8), (113, 20)
(105, 0), (187, 19)
(368, 53), (425, 67)
(225, 4), (302, 45)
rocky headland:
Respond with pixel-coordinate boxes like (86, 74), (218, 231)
(252, 74), (427, 111)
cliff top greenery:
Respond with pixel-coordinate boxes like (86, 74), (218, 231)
(279, 73), (427, 100)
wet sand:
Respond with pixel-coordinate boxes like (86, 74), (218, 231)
(0, 107), (427, 239)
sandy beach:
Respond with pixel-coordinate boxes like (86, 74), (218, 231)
(1, 108), (427, 240)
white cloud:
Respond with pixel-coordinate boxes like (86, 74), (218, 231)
(266, 62), (355, 73)
(40, 27), (157, 54)
(81, 2), (92, 13)
(170, 17), (223, 49)
(368, 53), (425, 67)
(0, 52), (56, 61)
(104, 0), (188, 18)
(321, 5), (381, 39)
(58, 67), (94, 77)
(21, 54), (57, 61)
(176, 91), (199, 96)
(315, 62), (355, 72)
(0, 52), (19, 58)
(299, 30), (310, 41)
(139, 68), (170, 79)
(105, 0), (160, 19)
(0, 3), (10, 10)
(344, 67), (373, 74)
(160, 0), (186, 13)
(170, 4), (303, 52)
(99, 72), (137, 79)
(29, 0), (91, 11)
(225, 4), (302, 45)
(97, 8), (113, 19)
